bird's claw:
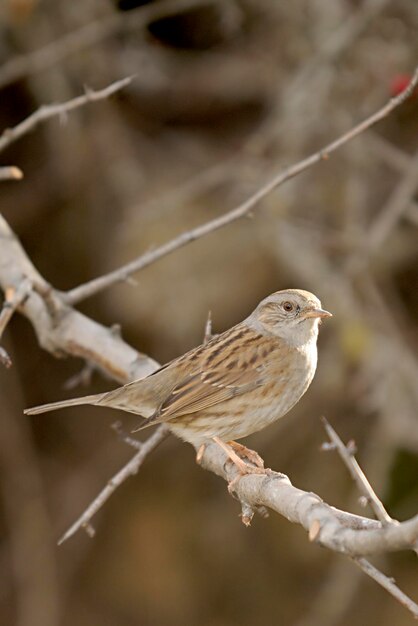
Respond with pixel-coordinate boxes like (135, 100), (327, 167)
(227, 441), (265, 469)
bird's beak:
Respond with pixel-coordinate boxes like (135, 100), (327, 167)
(303, 307), (332, 319)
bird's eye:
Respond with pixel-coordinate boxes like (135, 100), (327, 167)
(282, 301), (294, 313)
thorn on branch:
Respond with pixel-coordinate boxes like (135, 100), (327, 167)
(320, 441), (337, 452)
(241, 502), (255, 527)
(82, 522), (96, 538)
(309, 519), (321, 542)
(0, 165), (24, 180)
(0, 346), (12, 368)
(110, 323), (122, 338)
(346, 439), (358, 455)
(240, 502), (269, 527)
(124, 276), (139, 287)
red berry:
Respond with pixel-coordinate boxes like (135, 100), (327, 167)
(390, 74), (415, 97)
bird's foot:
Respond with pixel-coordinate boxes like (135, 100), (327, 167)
(227, 440), (265, 469)
(211, 437), (268, 494)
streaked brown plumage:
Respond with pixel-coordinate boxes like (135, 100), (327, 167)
(25, 289), (331, 472)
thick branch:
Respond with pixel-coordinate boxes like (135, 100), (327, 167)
(0, 214), (158, 383)
(198, 442), (418, 558)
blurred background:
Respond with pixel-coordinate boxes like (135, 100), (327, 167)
(0, 0), (417, 625)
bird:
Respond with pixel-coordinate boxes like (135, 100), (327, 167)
(25, 289), (331, 475)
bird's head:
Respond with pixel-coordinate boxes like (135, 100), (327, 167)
(250, 289), (332, 345)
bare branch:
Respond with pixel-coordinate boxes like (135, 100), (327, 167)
(58, 425), (169, 545)
(352, 557), (418, 619)
(0, 77), (133, 155)
(321, 417), (394, 526)
(63, 65), (418, 305)
(1, 214), (417, 616)
(198, 442), (418, 557)
(0, 214), (159, 383)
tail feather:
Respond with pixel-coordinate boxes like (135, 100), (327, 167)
(24, 393), (104, 416)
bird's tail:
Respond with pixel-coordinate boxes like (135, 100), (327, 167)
(24, 393), (105, 416)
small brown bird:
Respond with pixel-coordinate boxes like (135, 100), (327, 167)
(25, 289), (331, 474)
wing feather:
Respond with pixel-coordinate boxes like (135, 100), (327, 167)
(149, 334), (280, 424)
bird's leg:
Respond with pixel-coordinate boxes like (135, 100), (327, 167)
(212, 435), (267, 487)
(212, 437), (268, 494)
(212, 437), (252, 473)
(227, 441), (265, 469)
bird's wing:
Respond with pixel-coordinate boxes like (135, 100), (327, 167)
(147, 331), (282, 425)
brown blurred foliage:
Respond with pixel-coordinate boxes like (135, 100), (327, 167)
(0, 1), (417, 625)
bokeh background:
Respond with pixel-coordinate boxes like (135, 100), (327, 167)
(0, 1), (418, 625)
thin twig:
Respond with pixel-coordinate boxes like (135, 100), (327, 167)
(57, 424), (169, 545)
(0, 166), (24, 181)
(353, 557), (418, 619)
(64, 65), (418, 305)
(0, 214), (159, 383)
(59, 308), (215, 542)
(0, 76), (133, 154)
(321, 417), (394, 526)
